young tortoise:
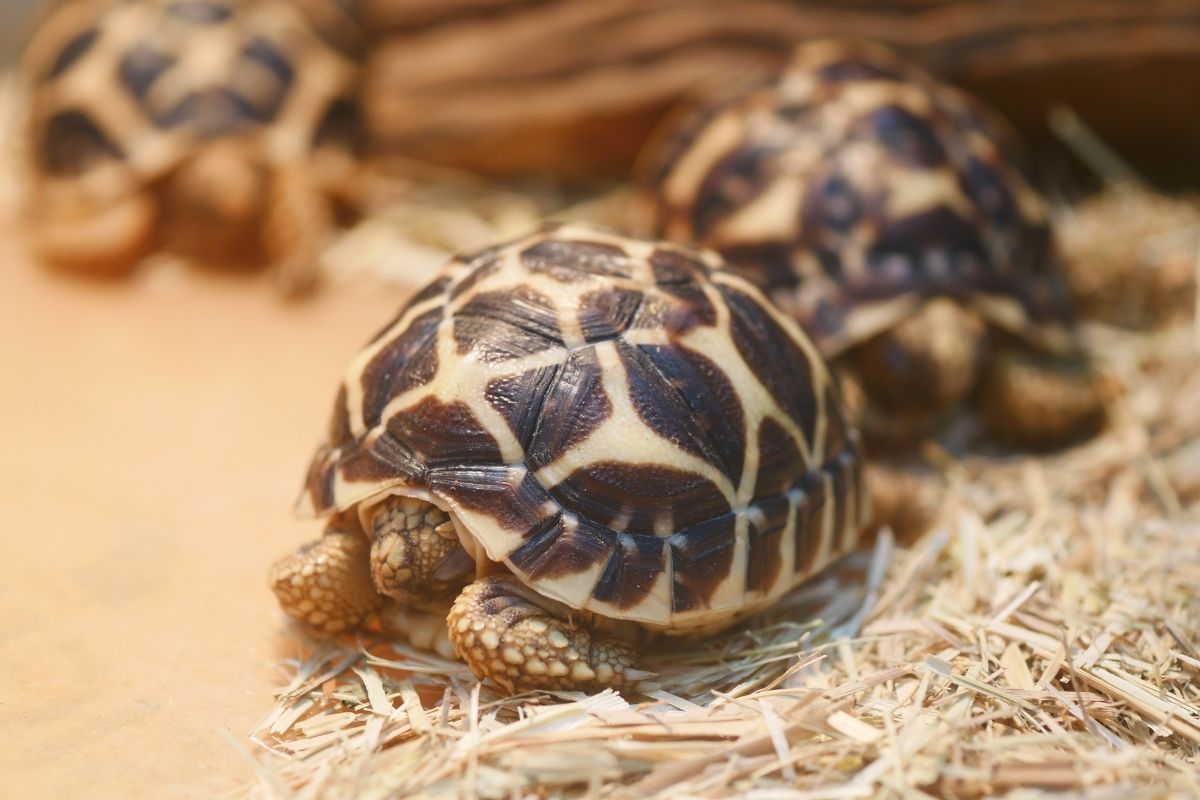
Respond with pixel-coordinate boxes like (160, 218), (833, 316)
(270, 222), (868, 693)
(22, 0), (363, 294)
(637, 39), (1103, 448)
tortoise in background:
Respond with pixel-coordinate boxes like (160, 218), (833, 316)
(637, 39), (1104, 449)
(22, 0), (364, 294)
(1057, 186), (1200, 330)
(270, 223), (868, 693)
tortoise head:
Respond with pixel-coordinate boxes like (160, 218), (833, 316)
(848, 297), (990, 428)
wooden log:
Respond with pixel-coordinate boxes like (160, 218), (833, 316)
(360, 0), (1200, 186)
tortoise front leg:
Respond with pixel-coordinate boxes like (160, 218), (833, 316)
(367, 496), (474, 607)
(447, 575), (640, 694)
(262, 166), (334, 297)
(269, 523), (382, 634)
(29, 188), (158, 277)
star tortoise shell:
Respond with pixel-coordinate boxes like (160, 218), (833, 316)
(26, 0), (361, 186)
(302, 223), (867, 631)
(638, 38), (1078, 361)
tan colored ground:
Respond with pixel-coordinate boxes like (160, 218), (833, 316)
(0, 223), (414, 798)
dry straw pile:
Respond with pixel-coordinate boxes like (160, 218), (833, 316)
(246, 198), (1200, 798)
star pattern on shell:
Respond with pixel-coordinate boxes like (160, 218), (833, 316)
(639, 38), (1079, 360)
(302, 223), (868, 631)
(25, 0), (362, 190)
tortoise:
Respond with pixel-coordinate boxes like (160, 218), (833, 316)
(21, 0), (364, 294)
(270, 222), (868, 693)
(636, 39), (1104, 448)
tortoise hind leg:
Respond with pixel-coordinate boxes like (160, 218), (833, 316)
(980, 345), (1105, 447)
(269, 524), (382, 634)
(448, 576), (641, 694)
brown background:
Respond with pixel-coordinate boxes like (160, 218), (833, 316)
(0, 227), (410, 797)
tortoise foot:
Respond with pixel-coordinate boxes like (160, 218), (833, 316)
(269, 525), (382, 634)
(30, 189), (157, 277)
(447, 576), (641, 694)
(982, 348), (1105, 448)
(866, 460), (944, 544)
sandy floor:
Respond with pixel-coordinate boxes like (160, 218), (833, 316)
(0, 226), (415, 798)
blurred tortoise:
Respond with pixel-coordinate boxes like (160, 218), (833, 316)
(22, 0), (364, 294)
(638, 39), (1104, 448)
(270, 223), (868, 693)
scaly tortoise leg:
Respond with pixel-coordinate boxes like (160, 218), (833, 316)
(864, 459), (945, 544)
(269, 522), (382, 634)
(29, 188), (158, 278)
(368, 496), (474, 608)
(262, 166), (334, 297)
(447, 575), (640, 694)
(980, 346), (1105, 448)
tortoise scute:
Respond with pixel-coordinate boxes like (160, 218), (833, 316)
(754, 417), (804, 501)
(118, 45), (174, 102)
(508, 512), (605, 581)
(867, 104), (949, 168)
(745, 495), (789, 592)
(41, 110), (123, 175)
(167, 1), (233, 25)
(521, 239), (633, 279)
(308, 224), (865, 629)
(45, 29), (100, 81)
(360, 307), (443, 428)
(429, 465), (551, 534)
(592, 533), (666, 609)
(390, 397), (504, 467)
(577, 287), (642, 343)
(525, 349), (611, 466)
(636, 343), (747, 480)
(620, 343), (726, 465)
(720, 284), (819, 448)
(668, 514), (736, 612)
(551, 460), (731, 535)
(457, 286), (565, 348)
(484, 366), (558, 449)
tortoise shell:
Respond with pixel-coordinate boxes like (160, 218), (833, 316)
(638, 39), (1078, 360)
(301, 223), (867, 631)
(24, 0), (362, 192)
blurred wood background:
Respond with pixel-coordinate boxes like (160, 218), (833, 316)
(360, 0), (1200, 188)
(5, 1), (1199, 184)
(0, 0), (39, 67)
